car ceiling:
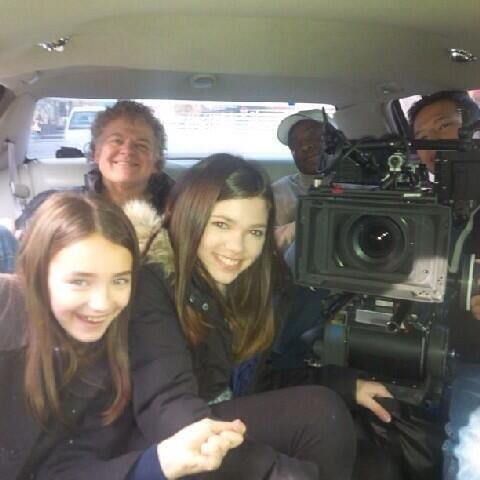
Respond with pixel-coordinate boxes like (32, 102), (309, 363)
(0, 0), (479, 107)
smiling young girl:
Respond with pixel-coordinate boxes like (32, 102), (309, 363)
(126, 153), (356, 479)
(0, 192), (244, 480)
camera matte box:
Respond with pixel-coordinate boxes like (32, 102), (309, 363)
(295, 189), (451, 302)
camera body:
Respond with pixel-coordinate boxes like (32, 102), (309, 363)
(293, 137), (480, 406)
(295, 188), (451, 302)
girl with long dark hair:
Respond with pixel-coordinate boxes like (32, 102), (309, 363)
(126, 154), (356, 479)
(0, 191), (244, 480)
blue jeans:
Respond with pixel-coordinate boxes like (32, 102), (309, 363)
(443, 363), (480, 479)
(0, 226), (18, 273)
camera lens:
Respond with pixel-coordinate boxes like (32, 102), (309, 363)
(339, 215), (407, 272)
(357, 217), (397, 259)
(352, 216), (404, 263)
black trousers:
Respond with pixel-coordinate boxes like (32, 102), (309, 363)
(199, 385), (356, 480)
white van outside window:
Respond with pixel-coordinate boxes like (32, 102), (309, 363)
(64, 106), (105, 152)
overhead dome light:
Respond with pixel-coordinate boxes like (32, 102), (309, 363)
(449, 48), (476, 63)
(190, 74), (216, 89)
(37, 36), (70, 52)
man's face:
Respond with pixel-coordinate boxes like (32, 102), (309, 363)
(288, 120), (326, 175)
(413, 99), (462, 174)
(94, 116), (158, 192)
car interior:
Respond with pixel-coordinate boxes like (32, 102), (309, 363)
(1, 2), (480, 477)
(1, 1), (479, 220)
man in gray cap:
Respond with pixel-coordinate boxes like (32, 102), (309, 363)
(273, 109), (337, 250)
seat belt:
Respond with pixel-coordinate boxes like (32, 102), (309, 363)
(6, 138), (29, 211)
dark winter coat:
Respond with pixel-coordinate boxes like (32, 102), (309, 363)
(0, 274), (145, 480)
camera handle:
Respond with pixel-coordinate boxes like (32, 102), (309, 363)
(385, 300), (412, 333)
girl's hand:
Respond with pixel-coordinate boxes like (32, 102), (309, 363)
(355, 379), (393, 423)
(157, 418), (246, 479)
(274, 222), (296, 249)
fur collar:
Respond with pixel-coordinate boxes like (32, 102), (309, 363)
(123, 200), (175, 277)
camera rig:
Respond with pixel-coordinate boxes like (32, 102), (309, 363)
(294, 127), (480, 406)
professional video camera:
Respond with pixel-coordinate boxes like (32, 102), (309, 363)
(294, 122), (480, 405)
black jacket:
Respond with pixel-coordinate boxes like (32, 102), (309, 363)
(0, 275), (144, 480)
(0, 347), (41, 479)
(0, 350), (144, 480)
(0, 274), (40, 479)
(128, 262), (218, 441)
(121, 200), (230, 441)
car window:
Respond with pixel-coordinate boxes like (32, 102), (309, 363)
(27, 98), (335, 161)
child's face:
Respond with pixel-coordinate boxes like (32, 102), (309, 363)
(48, 233), (132, 343)
(197, 196), (268, 290)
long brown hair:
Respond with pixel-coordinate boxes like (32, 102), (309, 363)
(17, 192), (139, 425)
(165, 154), (278, 361)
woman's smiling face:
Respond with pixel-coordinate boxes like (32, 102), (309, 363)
(197, 196), (268, 289)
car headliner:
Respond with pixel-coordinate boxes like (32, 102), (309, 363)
(0, 0), (479, 106)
